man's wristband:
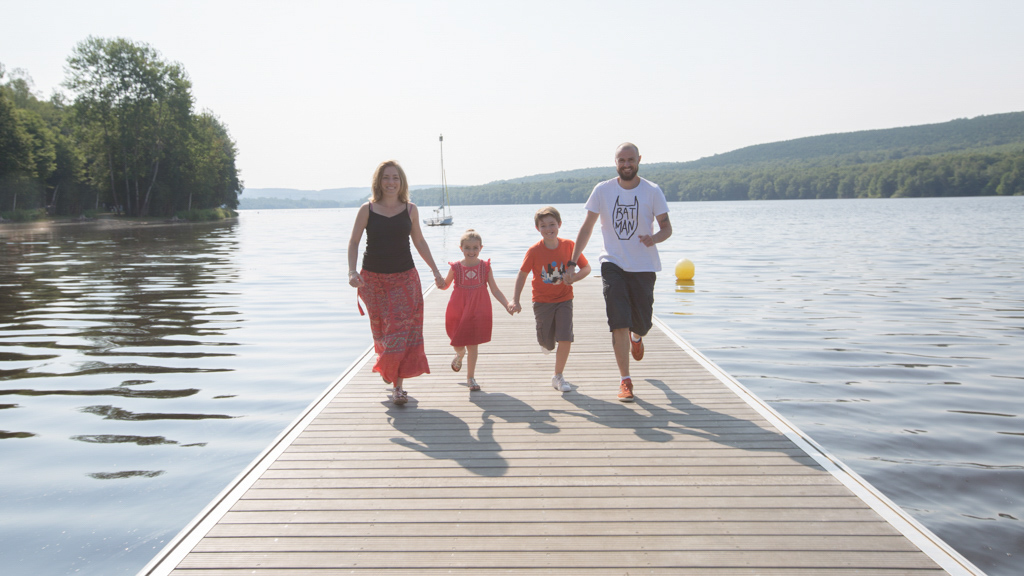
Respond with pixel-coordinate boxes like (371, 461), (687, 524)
(566, 261), (577, 268)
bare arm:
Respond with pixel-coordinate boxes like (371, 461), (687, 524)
(441, 265), (455, 290)
(639, 213), (672, 247)
(574, 261), (592, 283)
(566, 210), (599, 283)
(571, 210), (599, 262)
(510, 270), (529, 314)
(487, 267), (512, 315)
(407, 203), (445, 288)
(347, 203), (370, 288)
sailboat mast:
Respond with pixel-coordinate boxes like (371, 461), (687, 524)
(439, 134), (448, 212)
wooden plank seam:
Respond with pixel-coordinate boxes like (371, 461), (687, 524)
(137, 343), (377, 576)
(140, 281), (982, 575)
(651, 315), (985, 576)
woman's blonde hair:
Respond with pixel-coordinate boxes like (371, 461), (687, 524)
(460, 229), (482, 247)
(371, 160), (410, 203)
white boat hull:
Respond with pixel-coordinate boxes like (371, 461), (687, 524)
(424, 216), (454, 226)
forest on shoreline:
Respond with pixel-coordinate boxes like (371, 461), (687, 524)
(1, 37), (241, 221)
(237, 112), (1024, 210)
(406, 112), (1024, 207)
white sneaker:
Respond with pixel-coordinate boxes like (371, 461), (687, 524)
(551, 374), (571, 392)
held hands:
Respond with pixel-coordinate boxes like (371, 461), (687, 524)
(563, 265), (576, 285)
(433, 270), (445, 289)
(508, 301), (522, 315)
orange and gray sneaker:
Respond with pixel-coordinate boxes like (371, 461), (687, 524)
(618, 378), (634, 402)
(630, 335), (644, 361)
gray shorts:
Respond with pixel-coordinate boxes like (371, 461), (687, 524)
(533, 300), (574, 351)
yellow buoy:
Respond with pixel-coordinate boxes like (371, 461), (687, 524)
(675, 258), (695, 281)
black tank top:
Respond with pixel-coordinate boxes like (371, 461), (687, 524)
(362, 204), (415, 273)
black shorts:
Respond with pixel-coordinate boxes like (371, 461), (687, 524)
(601, 262), (656, 336)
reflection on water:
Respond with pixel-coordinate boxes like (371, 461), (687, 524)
(1, 214), (371, 575)
(1, 221), (241, 431)
(71, 434), (195, 446)
(1, 384), (201, 398)
(0, 220), (246, 574)
(89, 470), (165, 480)
(673, 279), (695, 293)
(78, 404), (235, 421)
(652, 197), (1024, 576)
(2, 198), (1023, 576)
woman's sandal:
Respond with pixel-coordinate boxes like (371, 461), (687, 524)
(451, 353), (463, 372)
(468, 377), (481, 392)
(392, 386), (408, 405)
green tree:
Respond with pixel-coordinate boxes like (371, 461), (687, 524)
(0, 70), (36, 212)
(184, 111), (242, 212)
(2, 66), (93, 215)
(64, 37), (194, 216)
(0, 89), (32, 178)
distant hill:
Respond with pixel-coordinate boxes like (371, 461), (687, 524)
(239, 187), (367, 208)
(244, 112), (1024, 208)
(688, 111), (1024, 168)
(409, 111), (1024, 204)
(239, 197), (347, 210)
(240, 185), (439, 210)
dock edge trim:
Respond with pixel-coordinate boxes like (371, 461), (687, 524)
(652, 315), (985, 576)
(137, 344), (377, 576)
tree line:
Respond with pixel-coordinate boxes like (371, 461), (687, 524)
(413, 146), (1024, 206)
(1, 37), (241, 220)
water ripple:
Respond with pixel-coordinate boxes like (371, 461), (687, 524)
(3, 200), (1023, 576)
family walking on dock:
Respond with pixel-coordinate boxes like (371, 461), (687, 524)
(348, 143), (672, 405)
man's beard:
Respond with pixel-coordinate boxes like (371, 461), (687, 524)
(617, 165), (638, 181)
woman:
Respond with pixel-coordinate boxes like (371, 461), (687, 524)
(348, 160), (445, 404)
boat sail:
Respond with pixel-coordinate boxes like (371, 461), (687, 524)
(423, 134), (453, 226)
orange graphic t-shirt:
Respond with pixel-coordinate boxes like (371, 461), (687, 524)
(519, 238), (588, 303)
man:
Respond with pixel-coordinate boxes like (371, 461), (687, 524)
(565, 142), (672, 402)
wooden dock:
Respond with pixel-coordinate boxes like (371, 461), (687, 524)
(142, 278), (982, 575)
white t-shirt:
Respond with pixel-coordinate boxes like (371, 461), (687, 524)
(584, 177), (670, 272)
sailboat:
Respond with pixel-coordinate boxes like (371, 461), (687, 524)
(423, 134), (453, 226)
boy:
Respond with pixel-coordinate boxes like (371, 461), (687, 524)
(509, 207), (591, 392)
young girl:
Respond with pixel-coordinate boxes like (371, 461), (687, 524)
(443, 229), (511, 391)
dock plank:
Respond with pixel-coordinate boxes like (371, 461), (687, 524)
(143, 278), (976, 575)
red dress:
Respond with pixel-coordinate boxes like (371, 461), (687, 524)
(445, 260), (493, 347)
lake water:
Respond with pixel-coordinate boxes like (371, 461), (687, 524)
(1, 197), (1022, 575)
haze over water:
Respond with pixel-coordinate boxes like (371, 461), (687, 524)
(1, 196), (1021, 575)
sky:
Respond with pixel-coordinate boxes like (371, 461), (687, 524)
(3, 0), (1023, 190)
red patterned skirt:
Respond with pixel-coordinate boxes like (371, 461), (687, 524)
(358, 268), (430, 383)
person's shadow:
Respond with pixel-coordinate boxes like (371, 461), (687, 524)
(553, 378), (811, 464)
(469, 391), (560, 435)
(385, 390), (563, 476)
(385, 396), (509, 477)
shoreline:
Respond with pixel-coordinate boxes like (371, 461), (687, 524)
(0, 215), (237, 237)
